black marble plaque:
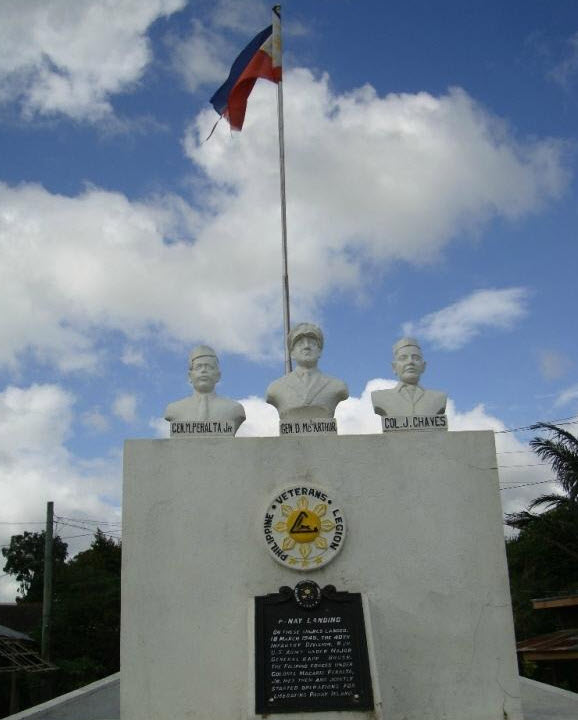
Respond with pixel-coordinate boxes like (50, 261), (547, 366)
(255, 583), (374, 714)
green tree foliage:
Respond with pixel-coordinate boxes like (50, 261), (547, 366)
(527, 421), (578, 508)
(1, 528), (121, 698)
(505, 421), (578, 643)
(1, 531), (68, 602)
(506, 504), (578, 639)
(51, 530), (121, 692)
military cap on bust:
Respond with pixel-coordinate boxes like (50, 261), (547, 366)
(393, 337), (421, 355)
(288, 323), (324, 351)
(188, 345), (218, 366)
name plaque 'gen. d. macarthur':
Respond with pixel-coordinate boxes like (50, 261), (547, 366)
(164, 345), (245, 436)
(266, 323), (348, 428)
(372, 337), (447, 432)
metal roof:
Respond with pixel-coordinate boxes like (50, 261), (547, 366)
(517, 629), (578, 660)
(532, 594), (578, 610)
(0, 624), (32, 641)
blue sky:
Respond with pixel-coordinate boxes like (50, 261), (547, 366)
(1, 0), (578, 599)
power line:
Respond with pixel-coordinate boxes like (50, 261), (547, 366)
(500, 480), (554, 491)
(2, 524), (121, 542)
(494, 415), (578, 435)
(54, 515), (121, 526)
(497, 462), (549, 469)
(56, 520), (120, 532)
(56, 521), (121, 540)
(496, 449), (535, 455)
(57, 520), (113, 532)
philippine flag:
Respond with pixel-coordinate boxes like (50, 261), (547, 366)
(210, 9), (282, 131)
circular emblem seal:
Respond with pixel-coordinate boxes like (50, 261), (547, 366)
(263, 485), (346, 570)
(294, 580), (322, 608)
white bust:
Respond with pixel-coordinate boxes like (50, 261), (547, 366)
(266, 323), (349, 420)
(164, 346), (246, 434)
(371, 337), (447, 417)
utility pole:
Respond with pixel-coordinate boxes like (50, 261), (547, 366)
(41, 501), (54, 661)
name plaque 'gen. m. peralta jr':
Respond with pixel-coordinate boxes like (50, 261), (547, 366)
(164, 345), (246, 436)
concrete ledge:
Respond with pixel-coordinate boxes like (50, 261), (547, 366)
(6, 672), (120, 720)
(5, 673), (577, 719)
(520, 677), (578, 720)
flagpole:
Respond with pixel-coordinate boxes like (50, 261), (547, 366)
(273, 5), (292, 374)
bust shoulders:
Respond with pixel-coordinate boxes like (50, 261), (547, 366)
(164, 393), (245, 423)
(266, 368), (349, 419)
(371, 385), (447, 417)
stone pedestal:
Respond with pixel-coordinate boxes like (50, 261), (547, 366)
(121, 432), (523, 720)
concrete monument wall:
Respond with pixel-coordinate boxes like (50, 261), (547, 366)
(121, 431), (523, 720)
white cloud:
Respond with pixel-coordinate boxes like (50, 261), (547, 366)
(549, 32), (578, 90)
(170, 20), (230, 93)
(149, 416), (170, 438)
(187, 75), (567, 269)
(0, 74), (568, 371)
(555, 384), (578, 407)
(335, 379), (394, 435)
(0, 384), (121, 600)
(402, 288), (529, 350)
(236, 395), (278, 437)
(121, 346), (146, 367)
(539, 349), (572, 381)
(112, 392), (137, 423)
(168, 1), (308, 95)
(0, 384), (73, 454)
(0, 0), (186, 120)
(0, 183), (205, 371)
(82, 408), (110, 433)
(210, 0), (270, 34)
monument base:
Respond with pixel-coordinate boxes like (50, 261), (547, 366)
(121, 432), (523, 720)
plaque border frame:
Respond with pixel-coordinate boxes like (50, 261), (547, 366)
(252, 585), (378, 716)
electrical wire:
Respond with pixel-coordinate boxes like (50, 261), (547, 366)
(494, 415), (578, 434)
(496, 462), (549, 469)
(499, 480), (554, 491)
(55, 521), (121, 541)
(54, 515), (121, 526)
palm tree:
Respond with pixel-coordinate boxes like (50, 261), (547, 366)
(526, 422), (578, 510)
(505, 421), (578, 562)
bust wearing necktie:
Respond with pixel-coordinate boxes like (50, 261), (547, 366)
(371, 337), (447, 418)
(164, 345), (246, 434)
(266, 323), (349, 420)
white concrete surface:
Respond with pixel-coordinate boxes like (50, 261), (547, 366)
(5, 672), (120, 720)
(520, 677), (578, 720)
(7, 673), (578, 720)
(7, 674), (577, 720)
(122, 431), (523, 720)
